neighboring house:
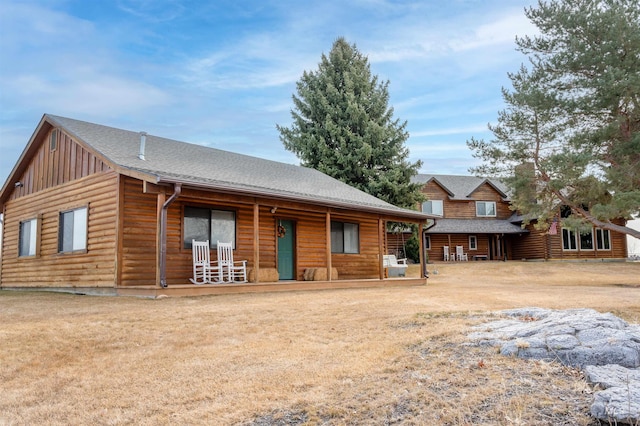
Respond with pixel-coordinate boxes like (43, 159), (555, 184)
(0, 114), (429, 296)
(414, 174), (628, 261)
(415, 174), (526, 261)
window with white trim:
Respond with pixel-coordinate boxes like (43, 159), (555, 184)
(421, 200), (443, 216)
(476, 201), (496, 217)
(58, 207), (87, 253)
(469, 235), (477, 250)
(19, 218), (38, 257)
(562, 228), (577, 251)
(184, 206), (236, 249)
(596, 228), (611, 250)
(579, 229), (594, 250)
(331, 221), (359, 254)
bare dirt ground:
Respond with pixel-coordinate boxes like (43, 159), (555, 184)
(1, 261), (639, 425)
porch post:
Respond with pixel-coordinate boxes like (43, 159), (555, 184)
(159, 183), (181, 288)
(378, 218), (385, 280)
(419, 220), (426, 278)
(253, 203), (260, 283)
(326, 211), (332, 281)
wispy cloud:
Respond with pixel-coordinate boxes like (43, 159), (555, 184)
(0, 0), (538, 183)
(410, 125), (489, 138)
(115, 0), (186, 22)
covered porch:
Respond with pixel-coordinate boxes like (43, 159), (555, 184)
(424, 218), (528, 261)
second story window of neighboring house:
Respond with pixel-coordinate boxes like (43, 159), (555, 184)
(476, 201), (496, 217)
(422, 200), (443, 216)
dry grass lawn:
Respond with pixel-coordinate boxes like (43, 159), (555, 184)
(1, 261), (639, 425)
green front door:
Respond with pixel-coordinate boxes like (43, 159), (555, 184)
(277, 220), (295, 280)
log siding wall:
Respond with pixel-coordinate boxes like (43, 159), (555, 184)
(1, 172), (119, 287)
(1, 127), (118, 288)
(118, 177), (389, 286)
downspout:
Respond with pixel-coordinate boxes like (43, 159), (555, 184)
(160, 183), (182, 288)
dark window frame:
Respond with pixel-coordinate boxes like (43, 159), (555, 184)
(58, 206), (88, 253)
(330, 221), (360, 254)
(19, 217), (38, 257)
(183, 206), (237, 250)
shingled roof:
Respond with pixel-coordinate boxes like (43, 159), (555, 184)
(1, 114), (427, 220)
(425, 218), (527, 235)
(412, 174), (510, 201)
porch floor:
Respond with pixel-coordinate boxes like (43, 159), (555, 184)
(117, 277), (427, 298)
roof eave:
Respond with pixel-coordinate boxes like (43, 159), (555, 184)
(0, 115), (51, 209)
(428, 177), (455, 197)
(467, 178), (509, 199)
(156, 177), (431, 221)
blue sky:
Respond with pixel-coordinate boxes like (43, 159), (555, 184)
(0, 0), (539, 185)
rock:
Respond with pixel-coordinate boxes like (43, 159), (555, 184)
(585, 364), (640, 389)
(469, 308), (640, 425)
(469, 308), (640, 368)
(585, 364), (640, 424)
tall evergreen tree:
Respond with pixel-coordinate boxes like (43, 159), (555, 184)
(467, 0), (640, 239)
(277, 38), (423, 209)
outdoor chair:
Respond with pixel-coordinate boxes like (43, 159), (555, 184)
(383, 254), (408, 277)
(444, 245), (452, 261)
(190, 240), (219, 284)
(456, 245), (468, 261)
(217, 241), (248, 283)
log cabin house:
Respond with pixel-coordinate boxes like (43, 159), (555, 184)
(413, 174), (628, 262)
(0, 114), (430, 297)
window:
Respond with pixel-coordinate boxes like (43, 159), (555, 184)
(59, 207), (87, 253)
(184, 206), (236, 249)
(476, 201), (496, 217)
(331, 221), (359, 254)
(424, 235), (431, 250)
(596, 228), (611, 250)
(19, 218), (38, 257)
(50, 130), (58, 152)
(562, 228), (577, 251)
(579, 229), (594, 250)
(422, 200), (443, 216)
(469, 235), (477, 250)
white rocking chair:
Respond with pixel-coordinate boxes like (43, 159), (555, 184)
(190, 240), (217, 284)
(444, 245), (452, 261)
(216, 241), (248, 283)
(456, 245), (468, 261)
